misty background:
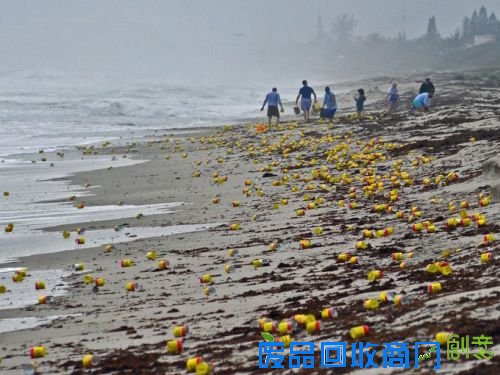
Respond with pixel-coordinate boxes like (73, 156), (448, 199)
(1, 0), (500, 83)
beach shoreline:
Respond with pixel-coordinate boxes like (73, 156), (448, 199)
(1, 71), (499, 374)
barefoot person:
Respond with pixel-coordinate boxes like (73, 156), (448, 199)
(321, 86), (337, 124)
(419, 78), (435, 106)
(295, 80), (317, 122)
(261, 87), (284, 127)
(412, 92), (433, 114)
(354, 88), (366, 118)
(386, 81), (400, 113)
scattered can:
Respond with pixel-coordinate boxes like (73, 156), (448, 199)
(125, 282), (136, 291)
(35, 281), (46, 290)
(166, 339), (183, 354)
(299, 239), (312, 249)
(120, 259), (133, 267)
(158, 260), (169, 270)
(480, 253), (493, 263)
(306, 320), (322, 334)
(428, 282), (442, 294)
(95, 278), (105, 287)
(186, 356), (203, 372)
(367, 270), (383, 282)
(321, 307), (338, 319)
(173, 324), (188, 337)
(30, 346), (46, 358)
(200, 274), (213, 284)
(82, 354), (94, 368)
(72, 263), (85, 271)
(146, 251), (157, 260)
(350, 325), (369, 339)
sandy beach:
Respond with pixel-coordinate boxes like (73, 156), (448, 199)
(0, 71), (499, 374)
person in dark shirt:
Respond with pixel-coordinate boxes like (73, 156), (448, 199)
(419, 78), (435, 95)
(295, 80), (317, 122)
(354, 88), (366, 118)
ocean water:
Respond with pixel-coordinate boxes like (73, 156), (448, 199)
(0, 70), (279, 313)
(0, 70), (301, 157)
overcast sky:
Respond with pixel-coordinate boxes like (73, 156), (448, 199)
(0, 0), (498, 78)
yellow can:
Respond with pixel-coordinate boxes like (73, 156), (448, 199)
(299, 239), (312, 249)
(82, 354), (94, 368)
(367, 270), (383, 282)
(392, 252), (404, 261)
(306, 320), (321, 334)
(0, 285), (6, 294)
(173, 324), (188, 337)
(337, 253), (350, 262)
(199, 274), (213, 284)
(278, 321), (294, 335)
(363, 299), (380, 310)
(277, 335), (291, 348)
(146, 251), (157, 260)
(120, 259), (133, 267)
(480, 253), (492, 263)
(30, 346), (46, 358)
(321, 307), (338, 319)
(436, 331), (451, 345)
(166, 339), (183, 354)
(95, 278), (105, 287)
(263, 321), (276, 333)
(158, 260), (169, 270)
(83, 275), (94, 285)
(356, 241), (368, 250)
(125, 282), (136, 291)
(186, 356), (203, 372)
(350, 325), (369, 339)
(195, 362), (213, 375)
(428, 282), (442, 294)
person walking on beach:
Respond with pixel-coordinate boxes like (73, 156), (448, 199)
(386, 81), (399, 113)
(295, 80), (317, 122)
(354, 88), (366, 119)
(261, 87), (284, 127)
(411, 92), (433, 114)
(321, 86), (337, 124)
(419, 78), (435, 106)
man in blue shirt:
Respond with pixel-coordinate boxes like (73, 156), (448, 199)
(295, 80), (317, 122)
(261, 87), (284, 127)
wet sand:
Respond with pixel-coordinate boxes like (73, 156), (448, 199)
(0, 72), (499, 374)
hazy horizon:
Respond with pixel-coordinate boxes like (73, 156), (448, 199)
(1, 0), (499, 82)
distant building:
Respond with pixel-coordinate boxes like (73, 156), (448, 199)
(474, 34), (496, 45)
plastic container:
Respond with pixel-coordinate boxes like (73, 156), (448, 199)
(299, 239), (312, 249)
(200, 274), (213, 284)
(166, 339), (183, 354)
(306, 320), (322, 334)
(72, 263), (85, 271)
(158, 260), (169, 270)
(82, 354), (94, 368)
(120, 259), (133, 267)
(278, 321), (294, 335)
(173, 324), (188, 337)
(293, 106), (301, 115)
(146, 251), (157, 260)
(30, 346), (46, 358)
(367, 270), (383, 282)
(321, 307), (338, 319)
(427, 282), (442, 294)
(480, 253), (492, 263)
(363, 299), (380, 310)
(125, 282), (136, 291)
(350, 325), (369, 339)
(187, 356), (203, 372)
